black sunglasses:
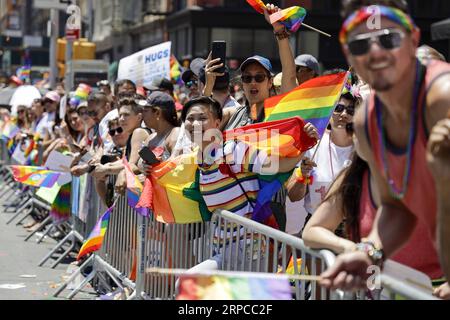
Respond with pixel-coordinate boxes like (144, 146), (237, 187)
(186, 80), (198, 89)
(347, 29), (405, 56)
(241, 74), (268, 84)
(109, 127), (124, 136)
(334, 104), (355, 116)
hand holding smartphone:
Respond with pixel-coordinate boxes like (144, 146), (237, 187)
(211, 41), (226, 74)
(139, 147), (161, 165)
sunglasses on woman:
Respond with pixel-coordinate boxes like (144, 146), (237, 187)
(109, 127), (124, 136)
(334, 104), (355, 116)
(347, 29), (405, 56)
(241, 74), (268, 84)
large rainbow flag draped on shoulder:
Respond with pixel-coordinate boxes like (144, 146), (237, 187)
(11, 166), (61, 188)
(265, 72), (348, 137)
(77, 206), (113, 260)
(177, 274), (292, 300)
(137, 117), (316, 224)
(246, 0), (307, 33)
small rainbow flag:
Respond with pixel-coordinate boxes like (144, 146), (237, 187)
(49, 184), (71, 225)
(177, 274), (292, 300)
(170, 55), (184, 86)
(123, 158), (148, 217)
(2, 120), (20, 140)
(77, 206), (113, 260)
(11, 166), (61, 188)
(246, 0), (307, 33)
(265, 72), (348, 137)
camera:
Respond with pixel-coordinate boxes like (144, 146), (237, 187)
(100, 148), (123, 165)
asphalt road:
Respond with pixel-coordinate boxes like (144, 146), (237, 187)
(0, 193), (95, 300)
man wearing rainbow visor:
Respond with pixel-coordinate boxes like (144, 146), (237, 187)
(320, 0), (450, 299)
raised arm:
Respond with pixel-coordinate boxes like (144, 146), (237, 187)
(264, 4), (298, 93)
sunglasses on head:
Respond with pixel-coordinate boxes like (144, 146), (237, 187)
(186, 80), (198, 89)
(109, 127), (124, 136)
(241, 74), (268, 84)
(347, 29), (405, 56)
(78, 110), (88, 116)
(334, 103), (355, 116)
(17, 109), (26, 114)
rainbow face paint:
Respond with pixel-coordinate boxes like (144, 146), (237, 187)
(340, 5), (417, 44)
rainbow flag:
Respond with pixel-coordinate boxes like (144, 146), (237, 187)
(77, 206), (113, 260)
(2, 120), (20, 140)
(7, 139), (17, 155)
(246, 0), (307, 33)
(49, 184), (71, 225)
(137, 117), (317, 224)
(11, 166), (61, 188)
(265, 72), (348, 137)
(17, 65), (31, 83)
(177, 274), (292, 300)
(123, 158), (148, 217)
(170, 55), (184, 86)
(137, 151), (211, 224)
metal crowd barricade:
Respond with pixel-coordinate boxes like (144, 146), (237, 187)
(207, 209), (341, 300)
(134, 214), (212, 300)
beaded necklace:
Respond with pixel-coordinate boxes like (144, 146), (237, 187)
(375, 60), (424, 200)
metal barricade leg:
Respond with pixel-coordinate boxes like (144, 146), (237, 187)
(38, 231), (75, 267)
(53, 254), (95, 298)
(5, 198), (32, 225)
(50, 236), (77, 269)
(24, 215), (51, 242)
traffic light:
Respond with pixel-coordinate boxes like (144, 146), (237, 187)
(57, 38), (96, 77)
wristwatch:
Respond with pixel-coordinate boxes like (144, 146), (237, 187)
(355, 240), (385, 267)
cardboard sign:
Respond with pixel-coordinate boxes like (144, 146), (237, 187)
(118, 41), (171, 88)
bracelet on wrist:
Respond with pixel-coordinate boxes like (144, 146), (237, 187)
(274, 27), (290, 40)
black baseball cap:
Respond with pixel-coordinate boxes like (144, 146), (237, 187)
(145, 77), (174, 93)
(181, 58), (206, 84)
(138, 91), (175, 110)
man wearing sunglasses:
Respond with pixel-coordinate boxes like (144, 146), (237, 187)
(321, 0), (450, 299)
(182, 58), (205, 99)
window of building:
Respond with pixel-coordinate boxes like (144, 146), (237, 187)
(194, 28), (209, 58)
(211, 28), (252, 58)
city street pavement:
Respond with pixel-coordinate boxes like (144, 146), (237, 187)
(0, 197), (95, 300)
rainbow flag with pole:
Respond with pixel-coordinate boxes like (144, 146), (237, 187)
(11, 166), (61, 188)
(124, 158), (148, 217)
(246, 0), (307, 33)
(265, 72), (348, 137)
(177, 273), (292, 300)
(77, 206), (114, 260)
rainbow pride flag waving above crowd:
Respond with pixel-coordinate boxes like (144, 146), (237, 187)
(265, 72), (349, 137)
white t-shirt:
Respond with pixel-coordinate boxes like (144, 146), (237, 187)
(303, 131), (353, 215)
(223, 95), (242, 109)
(99, 109), (119, 150)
